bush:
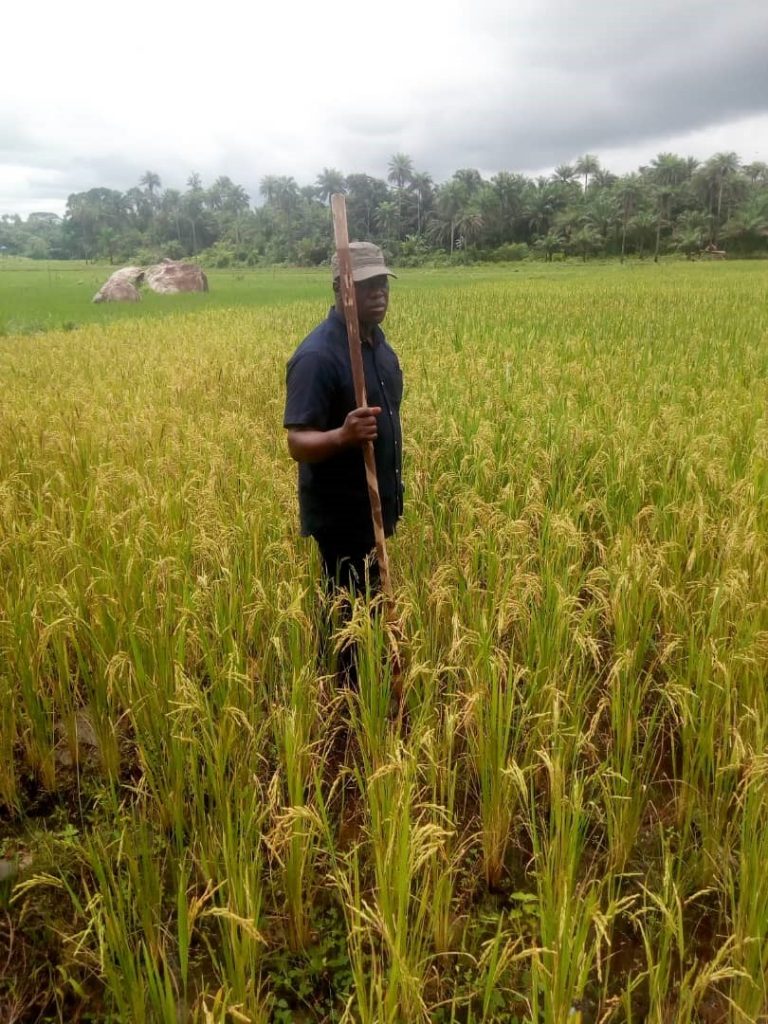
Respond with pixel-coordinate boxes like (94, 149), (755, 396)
(295, 237), (332, 266)
(23, 237), (51, 260)
(162, 241), (186, 261)
(135, 247), (163, 266)
(488, 242), (529, 262)
(449, 249), (477, 266)
(427, 252), (453, 268)
(198, 243), (236, 268)
(397, 236), (435, 267)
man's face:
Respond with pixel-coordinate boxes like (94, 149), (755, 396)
(355, 275), (390, 324)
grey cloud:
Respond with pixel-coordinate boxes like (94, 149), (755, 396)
(416, 0), (768, 174)
(314, 0), (768, 182)
(2, 0), (767, 214)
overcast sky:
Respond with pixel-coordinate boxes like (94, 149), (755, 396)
(3, 0), (767, 217)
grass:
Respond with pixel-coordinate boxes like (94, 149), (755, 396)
(0, 259), (330, 335)
(0, 261), (767, 1022)
(0, 254), (706, 335)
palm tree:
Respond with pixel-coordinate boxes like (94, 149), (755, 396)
(534, 229), (563, 262)
(160, 188), (183, 241)
(652, 184), (674, 262)
(431, 180), (466, 256)
(456, 206), (484, 248)
(208, 177), (250, 217)
(682, 157), (700, 180)
(182, 189), (204, 254)
(722, 193), (768, 250)
(207, 175), (232, 211)
(273, 177), (299, 214)
(646, 155), (691, 262)
(218, 181), (250, 244)
(315, 168), (346, 205)
(98, 226), (119, 264)
(374, 200), (399, 243)
(524, 185), (556, 237)
(702, 152), (741, 237)
(125, 186), (152, 230)
(574, 154), (600, 194)
(650, 152), (688, 188)
(140, 170), (162, 197)
(186, 172), (203, 192)
(258, 176), (299, 215)
(673, 210), (708, 259)
(387, 153), (414, 190)
(552, 164), (576, 184)
(345, 173), (388, 237)
(491, 172), (526, 242)
(629, 210), (657, 259)
(674, 228), (705, 259)
(592, 168), (618, 190)
(569, 223), (600, 261)
(386, 154), (415, 240)
(743, 161), (768, 185)
(614, 174), (642, 261)
(409, 171), (434, 234)
(259, 175), (281, 205)
(228, 184), (251, 213)
(584, 191), (618, 252)
(452, 168), (484, 197)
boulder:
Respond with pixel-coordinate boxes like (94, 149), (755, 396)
(92, 276), (142, 303)
(144, 259), (208, 294)
(108, 265), (145, 286)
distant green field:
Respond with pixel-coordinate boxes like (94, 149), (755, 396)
(0, 256), (746, 335)
(0, 261), (331, 334)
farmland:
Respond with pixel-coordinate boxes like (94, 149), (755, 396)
(1, 262), (767, 1022)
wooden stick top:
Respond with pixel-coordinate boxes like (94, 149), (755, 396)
(330, 194), (367, 409)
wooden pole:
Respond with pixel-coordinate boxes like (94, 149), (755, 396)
(330, 193), (393, 599)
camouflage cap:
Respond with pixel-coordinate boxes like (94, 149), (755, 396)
(331, 241), (396, 282)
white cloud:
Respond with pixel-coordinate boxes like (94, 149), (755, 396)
(2, 0), (767, 216)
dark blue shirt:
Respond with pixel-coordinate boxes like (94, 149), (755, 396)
(284, 308), (404, 539)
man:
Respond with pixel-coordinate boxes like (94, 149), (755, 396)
(283, 241), (403, 600)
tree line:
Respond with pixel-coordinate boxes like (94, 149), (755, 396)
(2, 152), (767, 266)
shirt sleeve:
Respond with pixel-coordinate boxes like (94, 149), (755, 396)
(283, 350), (335, 430)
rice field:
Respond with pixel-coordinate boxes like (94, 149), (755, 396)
(1, 262), (767, 1022)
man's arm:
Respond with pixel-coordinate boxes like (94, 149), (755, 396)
(287, 406), (381, 464)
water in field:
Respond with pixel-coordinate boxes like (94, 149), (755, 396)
(1, 263), (767, 1022)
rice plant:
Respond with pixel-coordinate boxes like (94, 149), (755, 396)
(1, 262), (767, 1021)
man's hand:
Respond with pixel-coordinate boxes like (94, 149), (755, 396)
(287, 406), (382, 463)
(339, 406), (381, 446)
